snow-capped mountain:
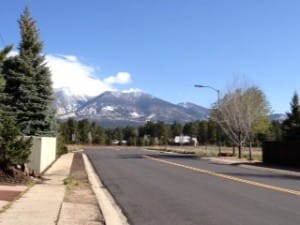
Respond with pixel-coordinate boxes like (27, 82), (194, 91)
(54, 88), (91, 119)
(178, 102), (211, 120)
(55, 89), (286, 127)
(55, 89), (210, 127)
(270, 113), (287, 122)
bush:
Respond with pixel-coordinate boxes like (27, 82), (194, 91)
(56, 134), (68, 157)
(0, 116), (32, 169)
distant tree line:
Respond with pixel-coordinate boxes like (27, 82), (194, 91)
(58, 117), (282, 148)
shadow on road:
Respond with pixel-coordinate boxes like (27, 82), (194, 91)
(235, 162), (300, 170)
(222, 171), (300, 181)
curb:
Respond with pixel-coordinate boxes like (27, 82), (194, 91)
(204, 157), (300, 177)
(239, 164), (300, 177)
(82, 153), (129, 225)
(146, 148), (300, 177)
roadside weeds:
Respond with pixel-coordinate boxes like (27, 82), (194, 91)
(59, 152), (105, 225)
(146, 146), (262, 161)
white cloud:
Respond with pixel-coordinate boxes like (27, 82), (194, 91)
(7, 52), (135, 97)
(63, 55), (78, 62)
(130, 112), (141, 118)
(104, 72), (132, 85)
(46, 54), (132, 97)
(8, 50), (18, 57)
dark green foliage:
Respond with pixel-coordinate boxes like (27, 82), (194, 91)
(0, 45), (13, 63)
(207, 120), (218, 144)
(92, 126), (107, 145)
(137, 137), (145, 146)
(59, 118), (78, 144)
(198, 121), (208, 144)
(78, 119), (91, 144)
(58, 119), (223, 147)
(0, 45), (13, 116)
(282, 92), (300, 140)
(0, 116), (32, 168)
(183, 122), (198, 137)
(171, 121), (182, 137)
(2, 7), (55, 136)
(266, 121), (283, 141)
(56, 133), (68, 157)
(0, 46), (34, 168)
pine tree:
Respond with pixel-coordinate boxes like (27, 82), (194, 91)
(2, 7), (56, 136)
(0, 46), (13, 94)
(0, 45), (15, 122)
(0, 45), (13, 64)
(282, 92), (300, 140)
(0, 44), (33, 170)
(0, 116), (32, 168)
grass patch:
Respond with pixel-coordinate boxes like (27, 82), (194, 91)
(146, 145), (262, 161)
(242, 152), (262, 161)
(66, 144), (84, 152)
(63, 177), (79, 188)
(64, 176), (90, 188)
(146, 147), (196, 155)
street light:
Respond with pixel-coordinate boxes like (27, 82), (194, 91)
(194, 84), (221, 155)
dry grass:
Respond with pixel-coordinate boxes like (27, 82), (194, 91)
(146, 145), (262, 161)
(66, 144), (85, 152)
(66, 144), (262, 161)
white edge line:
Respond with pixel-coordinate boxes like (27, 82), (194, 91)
(82, 153), (130, 225)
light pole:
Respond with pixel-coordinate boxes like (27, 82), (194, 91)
(194, 84), (221, 155)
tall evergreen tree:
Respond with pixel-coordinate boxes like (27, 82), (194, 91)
(0, 45), (14, 120)
(0, 45), (13, 102)
(282, 92), (300, 140)
(2, 7), (56, 136)
(0, 46), (33, 169)
(0, 45), (13, 64)
(0, 116), (32, 168)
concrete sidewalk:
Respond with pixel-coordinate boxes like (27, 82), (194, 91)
(0, 186), (28, 210)
(0, 153), (73, 225)
(0, 150), (123, 225)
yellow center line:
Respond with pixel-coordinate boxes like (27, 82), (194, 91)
(143, 155), (300, 196)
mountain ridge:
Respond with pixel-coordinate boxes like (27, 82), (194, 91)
(55, 88), (286, 128)
(55, 89), (210, 127)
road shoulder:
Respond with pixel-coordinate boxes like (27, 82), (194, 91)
(83, 153), (130, 225)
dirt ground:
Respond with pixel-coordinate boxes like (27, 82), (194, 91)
(0, 168), (31, 185)
(63, 152), (105, 224)
(64, 152), (97, 204)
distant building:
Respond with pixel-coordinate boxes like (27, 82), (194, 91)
(174, 135), (191, 145)
(172, 135), (198, 146)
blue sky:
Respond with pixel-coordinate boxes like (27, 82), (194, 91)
(1, 0), (300, 113)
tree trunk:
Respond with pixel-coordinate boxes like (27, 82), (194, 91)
(249, 141), (253, 161)
(238, 132), (242, 158)
(238, 143), (242, 158)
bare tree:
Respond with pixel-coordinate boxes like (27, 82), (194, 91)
(211, 82), (270, 159)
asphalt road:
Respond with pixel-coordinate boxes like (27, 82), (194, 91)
(85, 147), (300, 225)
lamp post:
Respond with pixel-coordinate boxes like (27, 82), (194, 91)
(194, 84), (221, 155)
